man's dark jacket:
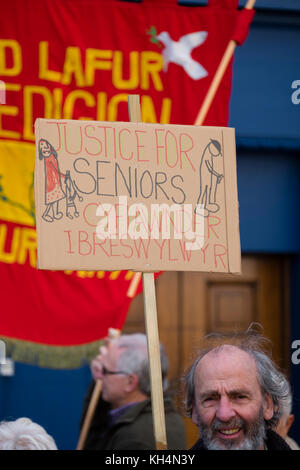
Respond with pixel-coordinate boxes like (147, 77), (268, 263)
(80, 381), (186, 450)
(189, 429), (291, 451)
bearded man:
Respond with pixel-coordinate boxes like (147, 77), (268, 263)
(185, 328), (291, 450)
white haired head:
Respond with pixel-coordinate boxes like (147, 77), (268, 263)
(114, 333), (169, 396)
(0, 418), (57, 450)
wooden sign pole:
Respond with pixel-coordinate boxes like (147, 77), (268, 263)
(142, 272), (168, 450)
(76, 380), (102, 450)
(128, 95), (168, 451)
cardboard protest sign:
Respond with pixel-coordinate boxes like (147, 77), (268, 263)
(35, 118), (241, 273)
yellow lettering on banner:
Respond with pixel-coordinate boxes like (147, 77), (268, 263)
(61, 47), (86, 87)
(4, 83), (21, 94)
(65, 270), (106, 278)
(141, 52), (163, 91)
(76, 271), (96, 278)
(39, 41), (62, 83)
(17, 227), (37, 268)
(85, 49), (113, 87)
(53, 88), (63, 119)
(160, 98), (171, 124)
(0, 84), (21, 138)
(107, 93), (128, 121)
(0, 224), (20, 264)
(23, 85), (53, 140)
(141, 96), (171, 124)
(125, 271), (135, 281)
(112, 51), (139, 90)
(0, 40), (22, 76)
(97, 92), (107, 121)
(141, 95), (157, 123)
(109, 271), (121, 280)
(63, 90), (95, 120)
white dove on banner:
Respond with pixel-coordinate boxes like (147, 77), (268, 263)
(156, 31), (208, 80)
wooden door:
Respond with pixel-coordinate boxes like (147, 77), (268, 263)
(122, 255), (290, 449)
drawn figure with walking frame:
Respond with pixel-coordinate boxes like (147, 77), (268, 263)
(195, 139), (223, 217)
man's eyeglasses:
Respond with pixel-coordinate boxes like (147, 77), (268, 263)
(102, 365), (129, 376)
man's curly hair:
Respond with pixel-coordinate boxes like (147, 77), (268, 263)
(184, 323), (290, 428)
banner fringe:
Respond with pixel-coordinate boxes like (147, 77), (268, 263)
(0, 336), (104, 369)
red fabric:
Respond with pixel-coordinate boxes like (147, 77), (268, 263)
(0, 220), (133, 345)
(0, 0), (253, 351)
(232, 9), (256, 46)
(208, 0), (238, 8)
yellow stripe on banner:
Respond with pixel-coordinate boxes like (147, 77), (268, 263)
(125, 270), (135, 281)
(109, 270), (121, 280)
(0, 139), (36, 227)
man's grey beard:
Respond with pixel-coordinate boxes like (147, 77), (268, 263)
(196, 407), (267, 450)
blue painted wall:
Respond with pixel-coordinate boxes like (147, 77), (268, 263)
(230, 15), (300, 147)
(237, 150), (300, 253)
(0, 362), (92, 450)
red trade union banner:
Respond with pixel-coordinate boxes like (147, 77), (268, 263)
(0, 0), (253, 367)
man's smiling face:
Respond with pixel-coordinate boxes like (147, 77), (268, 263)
(192, 345), (274, 450)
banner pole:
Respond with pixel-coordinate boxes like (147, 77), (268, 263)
(194, 0), (256, 126)
(127, 272), (142, 298)
(76, 328), (120, 450)
(76, 381), (102, 450)
(128, 94), (168, 450)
